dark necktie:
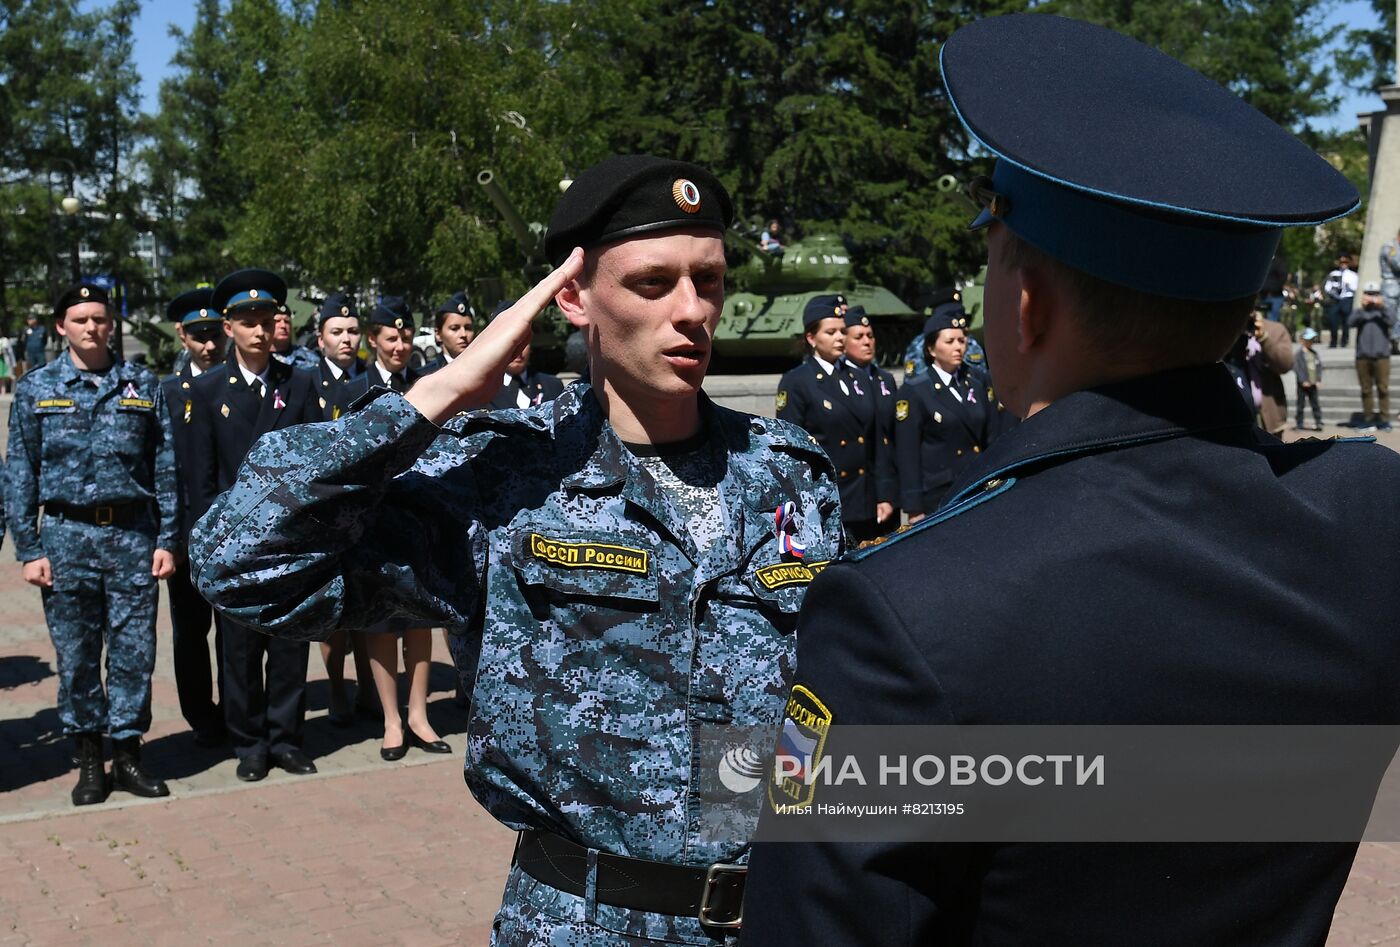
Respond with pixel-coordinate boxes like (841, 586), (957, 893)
(253, 379), (266, 400)
(389, 373), (406, 393)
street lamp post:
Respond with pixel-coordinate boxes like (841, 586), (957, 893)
(40, 158), (82, 293)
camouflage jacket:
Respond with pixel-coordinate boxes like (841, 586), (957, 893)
(191, 383), (843, 865)
(6, 352), (179, 561)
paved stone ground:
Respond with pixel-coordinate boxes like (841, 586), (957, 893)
(1, 383), (1399, 944)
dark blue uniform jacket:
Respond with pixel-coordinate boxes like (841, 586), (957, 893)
(777, 356), (889, 525)
(894, 367), (999, 515)
(745, 363), (1400, 946)
(186, 352), (322, 521)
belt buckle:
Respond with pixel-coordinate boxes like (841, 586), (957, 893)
(699, 862), (745, 929)
(94, 506), (114, 526)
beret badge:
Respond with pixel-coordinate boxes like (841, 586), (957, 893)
(79, 286), (90, 299)
(671, 178), (702, 214)
(394, 317), (404, 329)
(457, 303), (466, 314)
(341, 306), (350, 317)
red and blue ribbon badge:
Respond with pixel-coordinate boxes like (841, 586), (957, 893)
(774, 501), (806, 559)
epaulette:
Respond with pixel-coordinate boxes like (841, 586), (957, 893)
(848, 476), (1017, 562)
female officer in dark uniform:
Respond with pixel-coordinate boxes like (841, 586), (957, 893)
(776, 295), (892, 542)
(894, 302), (1000, 520)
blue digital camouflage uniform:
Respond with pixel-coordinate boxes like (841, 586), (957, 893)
(5, 353), (178, 741)
(191, 382), (843, 944)
(902, 332), (988, 380)
(272, 344), (321, 373)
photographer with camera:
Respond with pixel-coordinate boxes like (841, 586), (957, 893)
(1349, 281), (1395, 431)
(1225, 308), (1293, 436)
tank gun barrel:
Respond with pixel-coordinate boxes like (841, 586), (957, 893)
(477, 169), (544, 265)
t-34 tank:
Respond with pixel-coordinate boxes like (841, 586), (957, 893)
(717, 231), (918, 369)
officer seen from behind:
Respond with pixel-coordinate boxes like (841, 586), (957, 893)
(5, 282), (178, 805)
(745, 14), (1400, 944)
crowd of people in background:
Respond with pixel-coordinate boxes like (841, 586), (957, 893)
(7, 237), (1400, 806)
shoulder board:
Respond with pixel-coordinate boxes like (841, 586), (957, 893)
(848, 477), (1017, 562)
(1330, 435), (1377, 444)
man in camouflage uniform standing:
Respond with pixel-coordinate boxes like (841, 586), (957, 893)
(192, 156), (843, 944)
(5, 282), (178, 805)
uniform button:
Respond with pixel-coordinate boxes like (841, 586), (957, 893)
(744, 483), (764, 506)
(840, 470), (848, 478)
(857, 436), (865, 444)
(839, 439), (847, 447)
(857, 467), (865, 475)
(973, 445), (981, 453)
(956, 449), (963, 456)
(750, 421), (764, 434)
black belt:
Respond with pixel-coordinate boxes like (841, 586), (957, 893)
(44, 501), (150, 527)
(514, 829), (745, 932)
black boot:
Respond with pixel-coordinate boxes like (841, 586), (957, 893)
(111, 737), (169, 798)
(71, 733), (106, 806)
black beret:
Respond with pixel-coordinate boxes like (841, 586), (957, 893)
(369, 296), (414, 331)
(942, 14), (1359, 301)
(166, 288), (218, 326)
(54, 282), (110, 320)
(212, 268), (287, 315)
(544, 155), (733, 267)
(843, 305), (870, 328)
(435, 291), (471, 316)
(803, 294), (848, 331)
(317, 293), (359, 329)
(923, 302), (969, 337)
(487, 298), (518, 323)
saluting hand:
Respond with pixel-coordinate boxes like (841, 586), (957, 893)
(406, 248), (585, 425)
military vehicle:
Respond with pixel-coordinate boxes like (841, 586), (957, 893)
(477, 169), (579, 373)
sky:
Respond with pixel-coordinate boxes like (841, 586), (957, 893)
(126, 0), (1387, 132)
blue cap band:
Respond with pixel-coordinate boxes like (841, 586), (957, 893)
(223, 288), (277, 312)
(974, 159), (1281, 302)
(180, 307), (219, 324)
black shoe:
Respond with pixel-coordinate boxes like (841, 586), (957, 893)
(409, 731), (453, 754)
(71, 733), (107, 807)
(236, 755), (269, 782)
(111, 737), (170, 798)
(270, 748), (317, 775)
(380, 742), (408, 761)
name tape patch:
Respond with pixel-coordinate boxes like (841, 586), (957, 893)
(118, 397), (155, 410)
(529, 533), (650, 576)
(754, 560), (831, 590)
(35, 398), (76, 410)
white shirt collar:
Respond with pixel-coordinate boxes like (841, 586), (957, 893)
(932, 363), (955, 386)
(374, 361), (399, 385)
(324, 358), (346, 380)
(237, 360), (269, 388)
(189, 363), (204, 378)
(813, 354), (837, 375)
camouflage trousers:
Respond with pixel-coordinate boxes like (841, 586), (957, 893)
(490, 864), (739, 947)
(40, 515), (158, 741)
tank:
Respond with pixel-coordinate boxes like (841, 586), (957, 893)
(477, 169), (578, 373)
(717, 231), (917, 368)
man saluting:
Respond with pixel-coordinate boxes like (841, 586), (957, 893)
(191, 156), (844, 944)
